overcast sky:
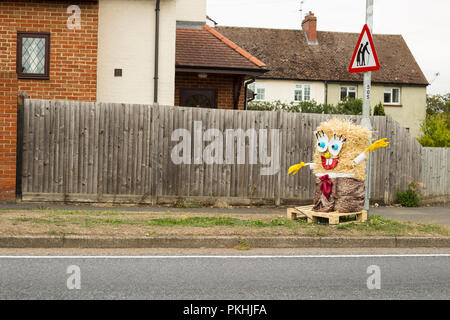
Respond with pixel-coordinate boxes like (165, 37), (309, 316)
(207, 0), (450, 95)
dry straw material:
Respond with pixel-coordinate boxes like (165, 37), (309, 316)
(312, 118), (371, 181)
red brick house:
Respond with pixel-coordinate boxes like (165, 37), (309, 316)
(0, 0), (267, 200)
(0, 1), (99, 200)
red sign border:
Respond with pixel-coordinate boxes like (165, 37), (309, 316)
(348, 24), (380, 73)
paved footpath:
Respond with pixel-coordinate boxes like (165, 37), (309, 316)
(1, 202), (449, 226)
(0, 249), (448, 299)
(370, 206), (450, 227)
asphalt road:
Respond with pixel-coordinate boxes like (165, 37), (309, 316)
(0, 252), (449, 299)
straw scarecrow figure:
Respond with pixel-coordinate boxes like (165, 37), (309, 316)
(288, 118), (389, 213)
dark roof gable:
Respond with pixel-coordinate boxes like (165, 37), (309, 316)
(215, 26), (428, 85)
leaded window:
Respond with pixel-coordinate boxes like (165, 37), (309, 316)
(17, 32), (50, 79)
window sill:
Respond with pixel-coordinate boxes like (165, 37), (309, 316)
(18, 74), (50, 80)
(383, 104), (402, 107)
(340, 97), (357, 102)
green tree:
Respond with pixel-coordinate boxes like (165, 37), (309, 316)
(426, 93), (450, 115)
(373, 102), (386, 115)
(417, 93), (450, 147)
(417, 113), (450, 147)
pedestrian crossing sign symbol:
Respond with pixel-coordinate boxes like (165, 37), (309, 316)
(348, 24), (380, 73)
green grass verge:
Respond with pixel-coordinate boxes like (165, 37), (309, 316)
(5, 212), (450, 236)
(11, 216), (307, 229)
(145, 216), (304, 228)
(335, 215), (450, 236)
(0, 209), (175, 216)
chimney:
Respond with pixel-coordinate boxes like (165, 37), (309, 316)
(302, 11), (317, 44)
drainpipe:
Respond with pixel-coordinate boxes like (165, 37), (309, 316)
(244, 77), (256, 110)
(324, 80), (328, 105)
(153, 0), (160, 103)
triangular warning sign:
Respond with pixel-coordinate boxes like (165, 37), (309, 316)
(348, 24), (380, 73)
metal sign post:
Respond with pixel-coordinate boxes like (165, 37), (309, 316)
(361, 0), (373, 212)
(349, 0), (380, 213)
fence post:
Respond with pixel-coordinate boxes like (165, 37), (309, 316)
(151, 102), (160, 205)
(16, 92), (28, 199)
(275, 109), (282, 205)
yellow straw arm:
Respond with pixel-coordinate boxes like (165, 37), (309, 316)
(288, 162), (306, 175)
(366, 138), (390, 152)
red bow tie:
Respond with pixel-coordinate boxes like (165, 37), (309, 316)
(319, 174), (332, 199)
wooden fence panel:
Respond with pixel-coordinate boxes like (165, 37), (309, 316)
(21, 99), (449, 204)
(421, 148), (449, 198)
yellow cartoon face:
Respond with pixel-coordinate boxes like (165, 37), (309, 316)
(312, 118), (370, 181)
(316, 130), (347, 170)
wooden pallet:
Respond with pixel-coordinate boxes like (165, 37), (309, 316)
(287, 205), (367, 225)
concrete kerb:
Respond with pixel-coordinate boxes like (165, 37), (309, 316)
(0, 236), (449, 248)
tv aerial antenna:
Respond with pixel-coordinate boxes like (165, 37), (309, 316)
(299, 1), (305, 18)
(430, 72), (440, 84)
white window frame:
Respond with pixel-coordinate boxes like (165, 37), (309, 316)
(249, 82), (266, 101)
(294, 84), (311, 102)
(340, 86), (357, 101)
(384, 87), (401, 105)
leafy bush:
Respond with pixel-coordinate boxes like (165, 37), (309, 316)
(248, 98), (362, 115)
(297, 100), (337, 114)
(335, 97), (363, 115)
(247, 100), (290, 111)
(426, 93), (450, 115)
(418, 92), (450, 147)
(247, 100), (331, 113)
(373, 102), (386, 115)
(417, 113), (450, 147)
(396, 182), (420, 207)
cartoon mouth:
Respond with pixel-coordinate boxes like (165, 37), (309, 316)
(321, 155), (339, 170)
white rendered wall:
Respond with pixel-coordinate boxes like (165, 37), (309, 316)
(176, 0), (206, 22)
(97, 0), (176, 105)
(253, 79), (325, 103)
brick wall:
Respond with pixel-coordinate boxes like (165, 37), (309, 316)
(175, 72), (246, 110)
(0, 1), (98, 200)
(0, 0), (98, 101)
(0, 72), (18, 200)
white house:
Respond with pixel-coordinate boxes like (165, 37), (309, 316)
(96, 0), (266, 108)
(217, 12), (429, 137)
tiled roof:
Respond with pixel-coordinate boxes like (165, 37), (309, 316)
(175, 26), (266, 71)
(215, 26), (428, 85)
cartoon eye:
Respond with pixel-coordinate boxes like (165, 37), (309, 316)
(328, 135), (346, 156)
(316, 131), (328, 153)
